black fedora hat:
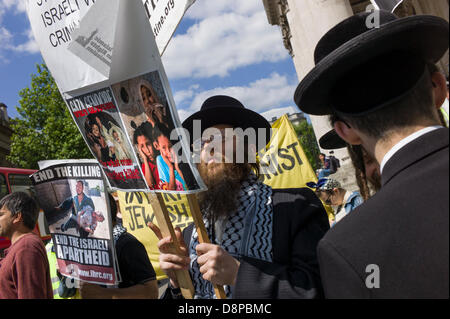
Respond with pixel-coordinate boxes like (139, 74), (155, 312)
(319, 129), (347, 150)
(182, 95), (272, 146)
(294, 10), (449, 116)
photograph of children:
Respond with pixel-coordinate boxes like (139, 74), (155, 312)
(84, 112), (133, 162)
(65, 87), (148, 191)
(111, 71), (204, 192)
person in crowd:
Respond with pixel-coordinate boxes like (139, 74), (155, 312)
(0, 192), (53, 299)
(46, 241), (80, 299)
(58, 180), (95, 236)
(148, 95), (330, 299)
(85, 117), (113, 162)
(328, 151), (340, 174)
(307, 178), (363, 226)
(294, 10), (449, 298)
(153, 124), (187, 191)
(316, 153), (331, 179)
(79, 194), (158, 299)
(132, 121), (162, 190)
(139, 80), (169, 129)
(109, 128), (132, 161)
(319, 128), (381, 197)
(77, 206), (105, 236)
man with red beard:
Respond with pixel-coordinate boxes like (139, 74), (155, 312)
(149, 95), (330, 299)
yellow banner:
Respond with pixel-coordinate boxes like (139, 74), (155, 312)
(116, 191), (193, 281)
(260, 115), (317, 188)
(260, 115), (334, 220)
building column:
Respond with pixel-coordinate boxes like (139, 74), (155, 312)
(285, 0), (354, 167)
(412, 0), (449, 76)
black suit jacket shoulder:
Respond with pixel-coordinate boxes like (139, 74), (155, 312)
(318, 128), (449, 299)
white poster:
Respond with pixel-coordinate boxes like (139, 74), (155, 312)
(370, 0), (404, 12)
(25, 0), (206, 194)
(25, 0), (108, 93)
(142, 0), (196, 55)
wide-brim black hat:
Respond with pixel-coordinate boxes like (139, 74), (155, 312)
(319, 129), (347, 150)
(182, 95), (272, 147)
(294, 11), (449, 116)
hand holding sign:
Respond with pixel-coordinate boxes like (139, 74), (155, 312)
(196, 243), (241, 287)
(148, 222), (190, 288)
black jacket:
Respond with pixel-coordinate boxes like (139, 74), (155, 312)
(317, 128), (449, 298)
(164, 187), (330, 299)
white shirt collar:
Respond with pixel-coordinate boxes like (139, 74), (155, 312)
(342, 190), (351, 204)
(380, 126), (443, 174)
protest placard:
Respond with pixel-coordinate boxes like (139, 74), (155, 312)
(25, 0), (194, 93)
(261, 115), (334, 220)
(30, 160), (119, 285)
(116, 191), (192, 280)
(26, 0), (210, 297)
(260, 115), (317, 189)
(142, 0), (196, 55)
(26, 0), (206, 193)
(66, 87), (148, 191)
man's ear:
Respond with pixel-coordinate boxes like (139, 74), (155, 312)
(334, 121), (362, 145)
(12, 212), (23, 225)
(431, 72), (447, 109)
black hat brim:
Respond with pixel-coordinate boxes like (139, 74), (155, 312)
(294, 15), (449, 115)
(319, 129), (347, 150)
(182, 106), (272, 148)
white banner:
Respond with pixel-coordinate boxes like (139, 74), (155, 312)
(26, 0), (195, 93)
(142, 0), (196, 55)
(370, 0), (404, 12)
(26, 0), (107, 93)
(25, 0), (206, 194)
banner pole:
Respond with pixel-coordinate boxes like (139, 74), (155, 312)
(146, 192), (195, 299)
(186, 194), (227, 299)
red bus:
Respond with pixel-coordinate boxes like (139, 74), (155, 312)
(0, 167), (51, 251)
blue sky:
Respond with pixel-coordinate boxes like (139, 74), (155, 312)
(0, 0), (301, 122)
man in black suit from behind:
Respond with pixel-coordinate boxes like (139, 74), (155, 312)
(294, 10), (449, 298)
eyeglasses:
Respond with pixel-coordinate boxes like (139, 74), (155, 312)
(192, 130), (237, 151)
(324, 192), (333, 205)
(192, 134), (225, 151)
(316, 190), (333, 205)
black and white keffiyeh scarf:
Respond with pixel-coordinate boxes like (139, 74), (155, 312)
(113, 223), (127, 244)
(189, 175), (273, 299)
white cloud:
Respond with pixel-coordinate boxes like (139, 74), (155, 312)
(177, 108), (194, 123)
(0, 0), (38, 60)
(11, 27), (39, 54)
(0, 26), (12, 61)
(185, 0), (261, 19)
(261, 106), (299, 121)
(0, 0), (27, 13)
(162, 3), (288, 79)
(177, 73), (298, 116)
(174, 84), (200, 105)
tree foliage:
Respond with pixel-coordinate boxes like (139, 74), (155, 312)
(293, 120), (321, 171)
(8, 64), (92, 169)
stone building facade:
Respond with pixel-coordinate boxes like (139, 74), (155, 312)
(263, 0), (449, 190)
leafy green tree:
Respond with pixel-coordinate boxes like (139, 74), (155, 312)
(8, 64), (92, 169)
(293, 120), (321, 171)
